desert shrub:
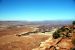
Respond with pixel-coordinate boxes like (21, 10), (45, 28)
(56, 30), (61, 33)
(53, 32), (60, 39)
(59, 27), (66, 32)
(69, 30), (72, 33)
(70, 48), (75, 50)
(72, 21), (75, 25)
(65, 32), (71, 38)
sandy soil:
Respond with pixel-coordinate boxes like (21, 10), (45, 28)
(0, 34), (51, 50)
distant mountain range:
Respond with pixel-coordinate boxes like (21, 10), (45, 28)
(0, 21), (73, 25)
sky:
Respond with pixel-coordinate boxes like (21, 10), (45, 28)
(0, 0), (75, 21)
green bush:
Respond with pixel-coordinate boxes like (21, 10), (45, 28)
(72, 21), (75, 25)
(53, 32), (60, 39)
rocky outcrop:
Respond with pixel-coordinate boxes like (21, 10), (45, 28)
(32, 25), (75, 50)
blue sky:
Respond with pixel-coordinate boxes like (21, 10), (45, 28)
(0, 0), (75, 21)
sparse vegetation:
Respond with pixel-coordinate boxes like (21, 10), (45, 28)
(70, 48), (75, 50)
(53, 31), (61, 39)
(0, 21), (75, 50)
